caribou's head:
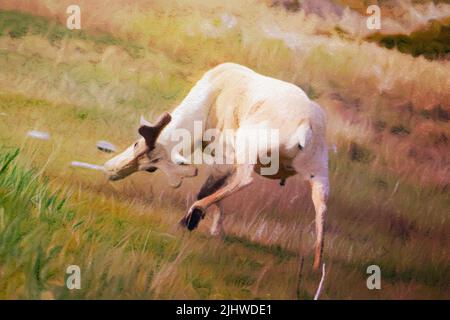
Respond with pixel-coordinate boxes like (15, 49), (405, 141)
(103, 112), (197, 188)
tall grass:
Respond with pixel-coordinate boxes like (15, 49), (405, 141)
(0, 148), (68, 298)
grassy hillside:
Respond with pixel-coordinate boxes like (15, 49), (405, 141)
(0, 1), (449, 299)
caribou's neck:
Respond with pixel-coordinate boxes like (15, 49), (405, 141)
(157, 102), (209, 164)
(157, 73), (217, 161)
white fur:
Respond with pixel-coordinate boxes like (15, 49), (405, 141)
(158, 63), (328, 184)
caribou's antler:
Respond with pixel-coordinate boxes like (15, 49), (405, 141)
(138, 112), (171, 147)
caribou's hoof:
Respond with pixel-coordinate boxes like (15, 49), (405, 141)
(180, 207), (205, 231)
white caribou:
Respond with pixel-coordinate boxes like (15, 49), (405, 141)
(103, 63), (329, 270)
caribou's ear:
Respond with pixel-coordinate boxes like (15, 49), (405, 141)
(138, 112), (171, 147)
(140, 115), (152, 127)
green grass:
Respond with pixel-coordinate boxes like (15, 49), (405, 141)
(0, 10), (142, 57)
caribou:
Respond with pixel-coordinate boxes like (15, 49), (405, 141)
(103, 63), (329, 270)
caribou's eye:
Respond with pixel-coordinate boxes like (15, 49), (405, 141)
(134, 142), (138, 148)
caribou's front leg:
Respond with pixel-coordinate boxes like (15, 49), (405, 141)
(180, 172), (229, 232)
(181, 165), (254, 230)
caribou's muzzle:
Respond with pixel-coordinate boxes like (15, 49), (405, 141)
(103, 153), (137, 181)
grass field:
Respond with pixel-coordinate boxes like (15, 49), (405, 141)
(0, 0), (449, 299)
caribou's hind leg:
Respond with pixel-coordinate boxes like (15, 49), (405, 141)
(309, 175), (329, 271)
